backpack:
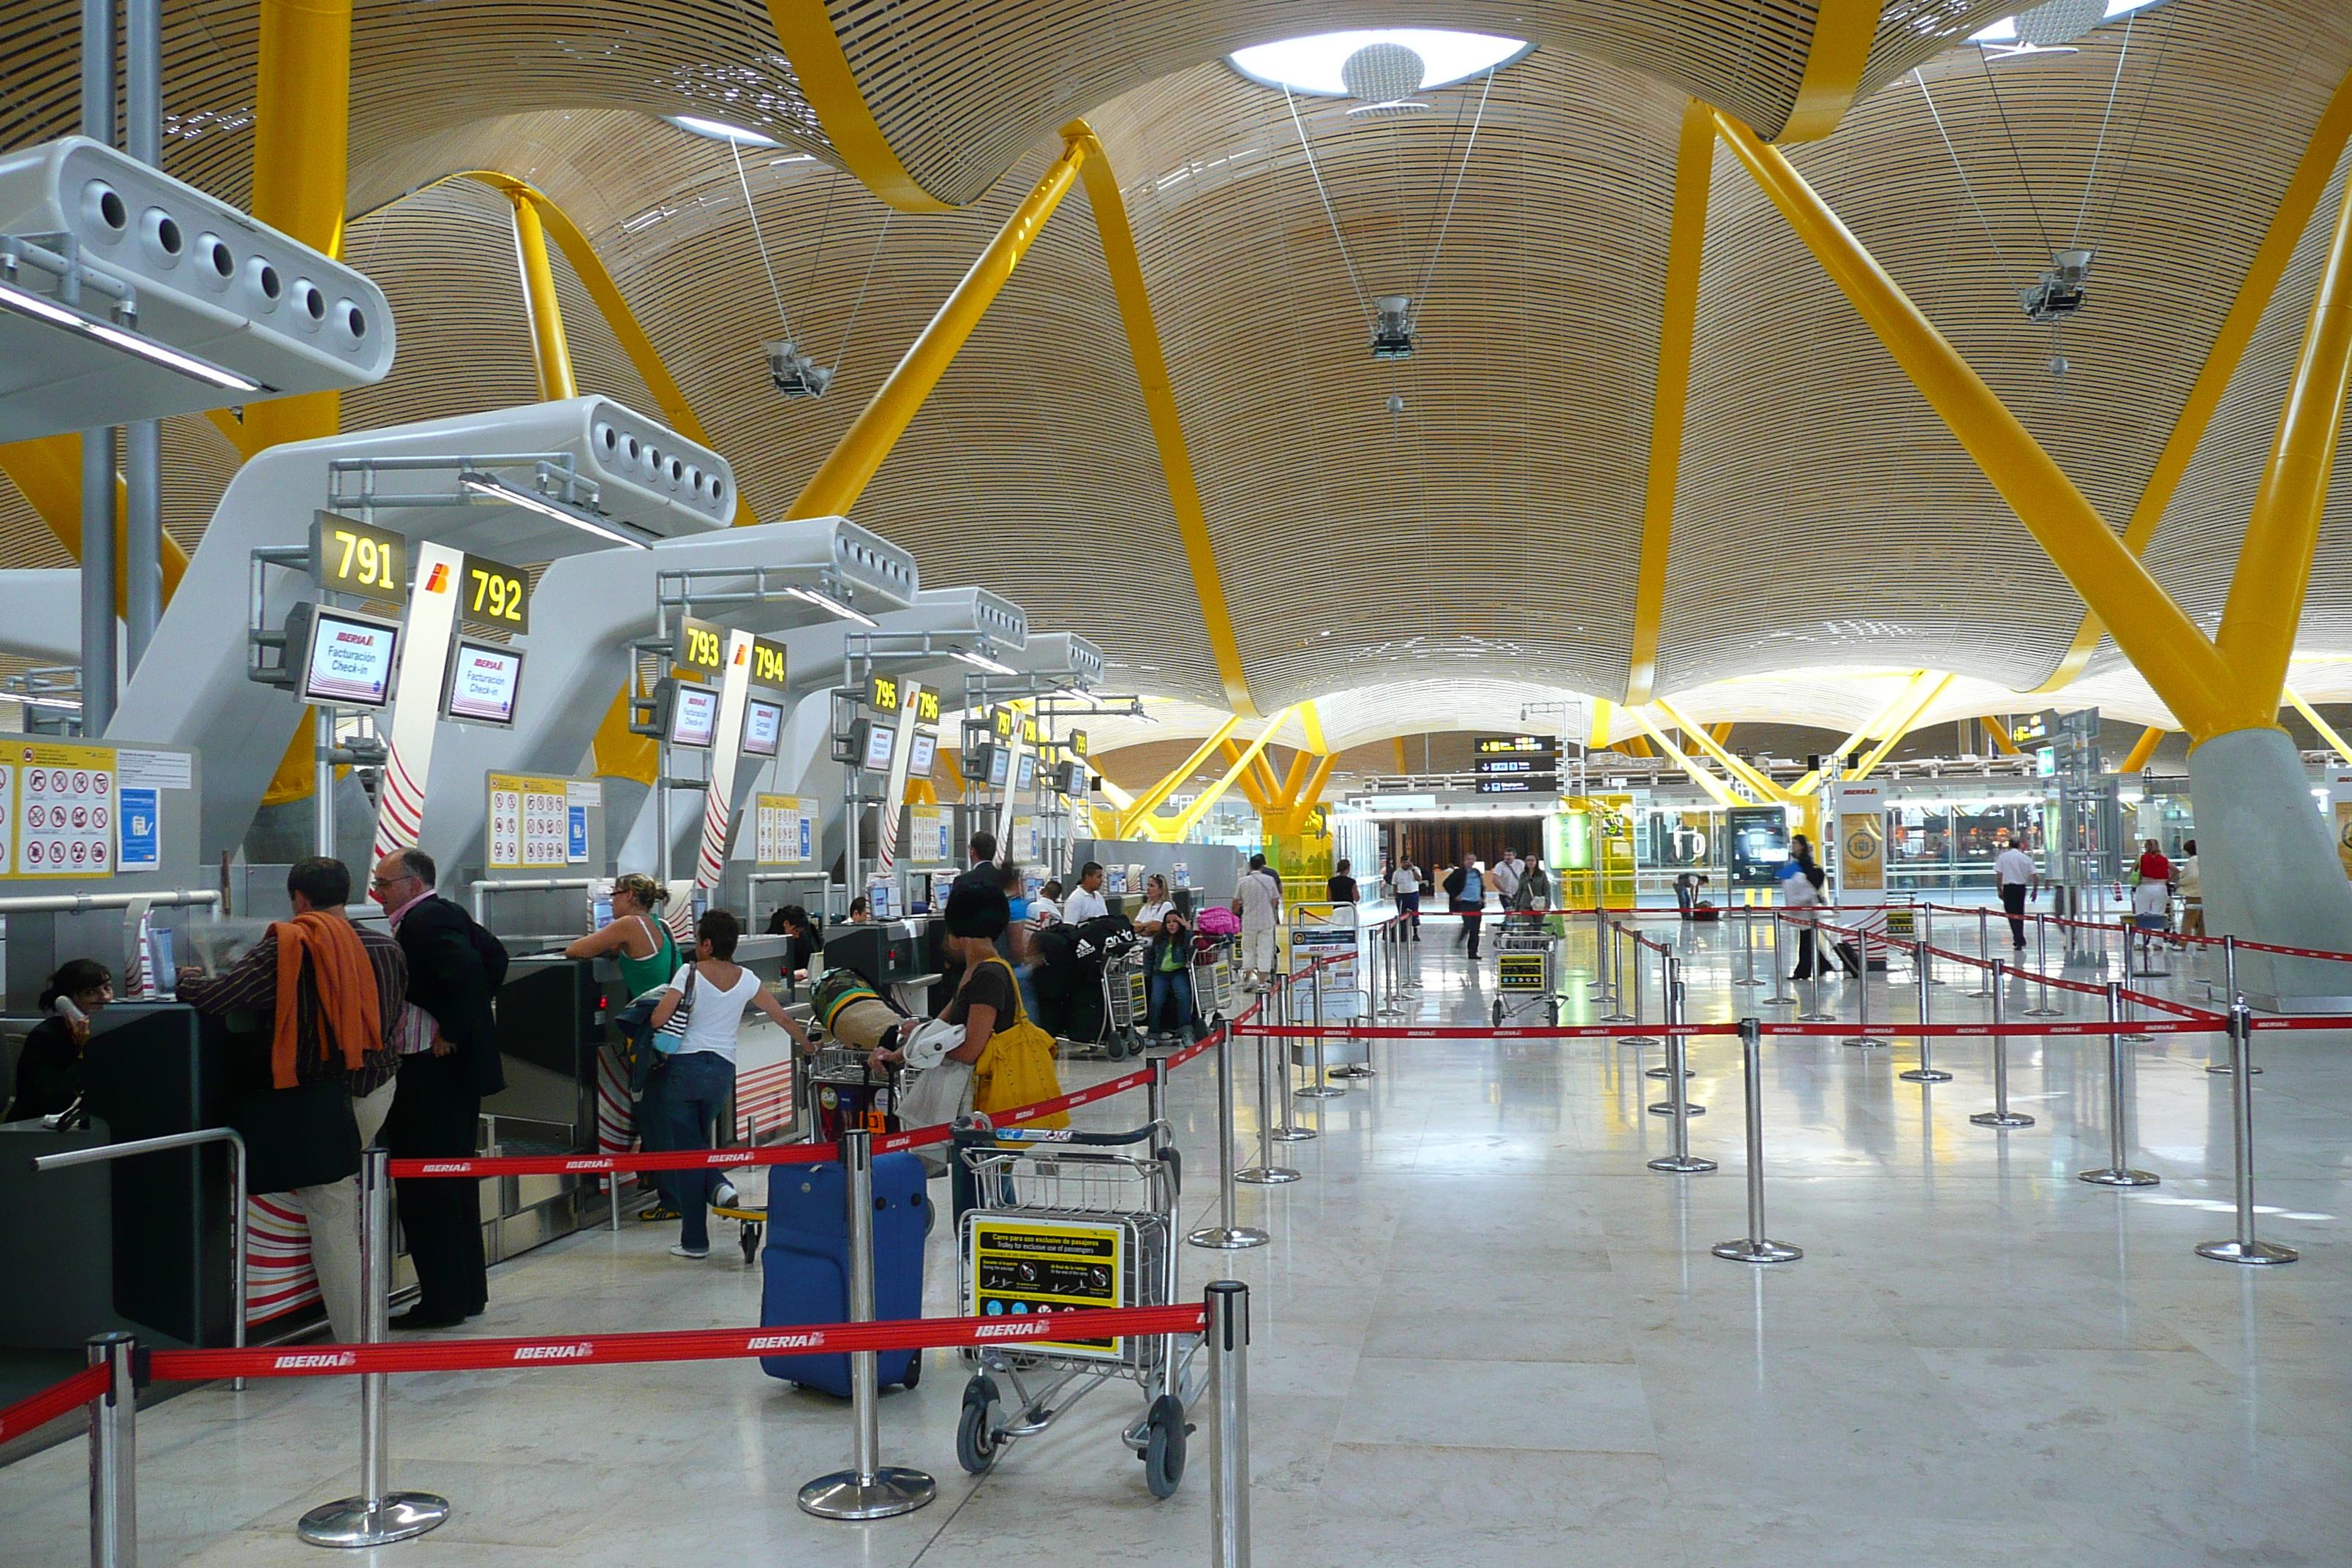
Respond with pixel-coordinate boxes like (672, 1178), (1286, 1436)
(1196, 905), (1240, 936)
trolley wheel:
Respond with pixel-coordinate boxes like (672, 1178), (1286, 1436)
(738, 1221), (761, 1264)
(1547, 1000), (1558, 1027)
(957, 1375), (1002, 1474)
(901, 1348), (922, 1389)
(1491, 999), (1503, 1028)
(1142, 1394), (1188, 1499)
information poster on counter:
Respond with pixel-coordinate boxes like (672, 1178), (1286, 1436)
(1011, 814), (1041, 867)
(487, 772), (573, 870)
(756, 794), (816, 866)
(3, 742), (118, 879)
(906, 804), (951, 865)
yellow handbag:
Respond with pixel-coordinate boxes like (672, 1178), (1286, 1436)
(970, 959), (1070, 1129)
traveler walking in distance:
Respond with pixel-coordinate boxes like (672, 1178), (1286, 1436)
(178, 857), (408, 1343)
(1235, 853), (1283, 987)
(1442, 853), (1485, 961)
(1994, 837), (2038, 950)
(371, 848), (509, 1330)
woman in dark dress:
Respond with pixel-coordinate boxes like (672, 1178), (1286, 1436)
(6, 959), (113, 1120)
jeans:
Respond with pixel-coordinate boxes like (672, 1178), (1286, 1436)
(639, 1050), (734, 1253)
(1454, 900), (1482, 958)
(1148, 965), (1195, 1037)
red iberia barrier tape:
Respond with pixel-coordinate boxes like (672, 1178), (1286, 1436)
(0, 1363), (108, 1443)
(146, 1304), (1208, 1383)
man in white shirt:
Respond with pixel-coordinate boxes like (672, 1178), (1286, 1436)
(1994, 838), (2038, 949)
(1490, 850), (1523, 912)
(1063, 862), (1111, 924)
(1235, 853), (1284, 982)
(1388, 859), (1422, 941)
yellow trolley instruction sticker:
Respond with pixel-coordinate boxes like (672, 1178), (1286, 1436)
(967, 1218), (1126, 1359)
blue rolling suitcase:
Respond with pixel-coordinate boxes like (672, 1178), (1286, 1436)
(758, 1153), (930, 1395)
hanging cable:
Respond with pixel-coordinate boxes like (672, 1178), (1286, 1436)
(2086, 1), (2179, 255)
(1974, 48), (2054, 256)
(802, 169), (842, 314)
(1413, 65), (1498, 312)
(1284, 84), (1372, 317)
(729, 133), (794, 339)
(2067, 10), (2137, 247)
(1915, 69), (2017, 285)
(831, 208), (893, 375)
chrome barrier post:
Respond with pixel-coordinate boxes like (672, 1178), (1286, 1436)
(1587, 905), (1611, 1000)
(1921, 904), (1946, 984)
(1619, 935), (1659, 1047)
(1599, 920), (1634, 1022)
(1969, 961), (2035, 1130)
(298, 1150), (451, 1546)
(2120, 981), (2154, 1044)
(1797, 911), (1835, 1022)
(1736, 901), (1763, 988)
(1711, 1019), (1799, 1263)
(1147, 1056), (1169, 1161)
(2206, 936), (2253, 1074)
(1188, 1026), (1270, 1250)
(2078, 981), (2158, 1186)
(87, 1332), (137, 1568)
(1646, 957), (1697, 1088)
(1763, 911), (1797, 1005)
(1969, 906), (1994, 998)
(799, 1129), (938, 1518)
(2196, 1006), (2296, 1265)
(1236, 1022), (1300, 1185)
(1206, 1281), (1252, 1568)
(2024, 913), (2063, 1016)
(1269, 981), (1311, 1143)
(1899, 938), (1950, 1082)
(1843, 926), (1880, 1048)
(1297, 959), (1343, 1099)
(1647, 971), (1714, 1170)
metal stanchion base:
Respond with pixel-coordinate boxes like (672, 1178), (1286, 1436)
(1330, 1063), (1376, 1078)
(1898, 1066), (1954, 1083)
(1966, 987), (1994, 998)
(297, 1492), (452, 1547)
(2195, 1237), (2298, 1265)
(1645, 1101), (1705, 1117)
(1842, 1036), (1886, 1049)
(796, 1467), (938, 1519)
(1294, 1085), (1346, 1099)
(1187, 1224), (1270, 1250)
(2205, 1063), (2261, 1074)
(1795, 1011), (1836, 1023)
(1599, 1009), (1635, 1023)
(1647, 1153), (1718, 1173)
(1763, 991), (1798, 1006)
(1643, 1065), (1693, 1079)
(2078, 1166), (2160, 1186)
(1969, 1110), (2036, 1128)
(1711, 1237), (1802, 1263)
(2022, 1005), (2065, 1018)
(1269, 1126), (1318, 1142)
(1618, 1033), (1660, 1047)
(1235, 1166), (1300, 1184)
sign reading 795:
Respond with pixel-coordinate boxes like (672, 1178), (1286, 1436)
(460, 552), (531, 635)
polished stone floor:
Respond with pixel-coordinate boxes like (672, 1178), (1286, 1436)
(4, 905), (2347, 1566)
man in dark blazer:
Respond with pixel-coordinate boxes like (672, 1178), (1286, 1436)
(371, 847), (508, 1330)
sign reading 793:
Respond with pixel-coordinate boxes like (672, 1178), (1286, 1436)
(674, 616), (726, 679)
(309, 511), (407, 598)
(459, 552), (530, 635)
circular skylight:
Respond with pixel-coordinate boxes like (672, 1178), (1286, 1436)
(665, 114), (780, 147)
(1227, 29), (1531, 97)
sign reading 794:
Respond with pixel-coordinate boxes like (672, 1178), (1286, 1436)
(309, 511), (407, 599)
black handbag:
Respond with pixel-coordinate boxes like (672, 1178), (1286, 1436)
(228, 1078), (362, 1194)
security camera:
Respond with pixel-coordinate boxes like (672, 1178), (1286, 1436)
(764, 340), (833, 398)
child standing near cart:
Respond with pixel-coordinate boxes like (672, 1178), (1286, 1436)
(1145, 910), (1198, 1047)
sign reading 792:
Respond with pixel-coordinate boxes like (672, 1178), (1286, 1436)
(460, 552), (530, 635)
(309, 511), (407, 598)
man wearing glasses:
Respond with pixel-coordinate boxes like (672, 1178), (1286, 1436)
(372, 848), (509, 1330)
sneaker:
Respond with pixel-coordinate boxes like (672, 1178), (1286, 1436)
(668, 1244), (709, 1260)
(639, 1205), (682, 1222)
(710, 1180), (739, 1210)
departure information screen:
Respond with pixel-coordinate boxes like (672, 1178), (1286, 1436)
(442, 640), (523, 725)
(743, 698), (783, 758)
(301, 608), (400, 708)
(669, 684), (719, 748)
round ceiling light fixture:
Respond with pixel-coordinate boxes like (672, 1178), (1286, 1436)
(1227, 29), (1531, 97)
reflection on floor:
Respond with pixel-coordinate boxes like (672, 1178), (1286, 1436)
(3, 905), (2346, 1567)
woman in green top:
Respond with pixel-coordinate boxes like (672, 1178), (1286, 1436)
(1144, 910), (1196, 1047)
(565, 872), (679, 996)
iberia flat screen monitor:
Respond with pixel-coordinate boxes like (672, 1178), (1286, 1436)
(906, 728), (938, 777)
(669, 683), (720, 749)
(862, 720), (897, 772)
(742, 698), (783, 758)
(301, 606), (402, 708)
(988, 746), (1011, 788)
(440, 639), (524, 727)
(1014, 752), (1036, 792)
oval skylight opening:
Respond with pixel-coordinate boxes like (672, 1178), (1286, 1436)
(665, 114), (781, 147)
(1228, 29), (1531, 97)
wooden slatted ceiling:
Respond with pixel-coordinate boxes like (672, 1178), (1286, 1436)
(1661, 6), (2352, 696)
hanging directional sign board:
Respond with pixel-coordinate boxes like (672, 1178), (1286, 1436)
(459, 551), (531, 636)
(747, 633), (790, 692)
(674, 616), (726, 681)
(309, 511), (406, 599)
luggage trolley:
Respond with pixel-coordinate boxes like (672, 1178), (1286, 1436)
(948, 1120), (1202, 1498)
(1492, 913), (1559, 1026)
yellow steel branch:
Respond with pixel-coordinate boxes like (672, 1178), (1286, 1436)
(1621, 707), (1743, 809)
(763, 0), (951, 212)
(1653, 698), (1791, 801)
(1788, 671), (1934, 794)
(1115, 716), (1242, 835)
(1299, 698), (1327, 755)
(1849, 672), (1954, 779)
(1392, 736), (1409, 773)
(1626, 97), (1714, 706)
(2284, 687), (2352, 765)
(0, 432), (190, 614)
(1275, 749), (1313, 810)
(1165, 709), (1294, 840)
(1220, 747), (1272, 813)
(1714, 113), (2246, 741)
(2119, 726), (2166, 773)
(2035, 64), (2352, 695)
(1710, 722), (1733, 744)
(2216, 170), (2352, 713)
(1981, 715), (2020, 755)
(1266, 751), (1340, 834)
(1590, 698), (1616, 749)
(243, 0), (352, 453)
(785, 137), (1088, 521)
(508, 192), (578, 401)
(1778, 0), (1888, 142)
(1070, 127), (1255, 715)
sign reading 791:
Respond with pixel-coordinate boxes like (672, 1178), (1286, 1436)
(309, 511), (407, 598)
